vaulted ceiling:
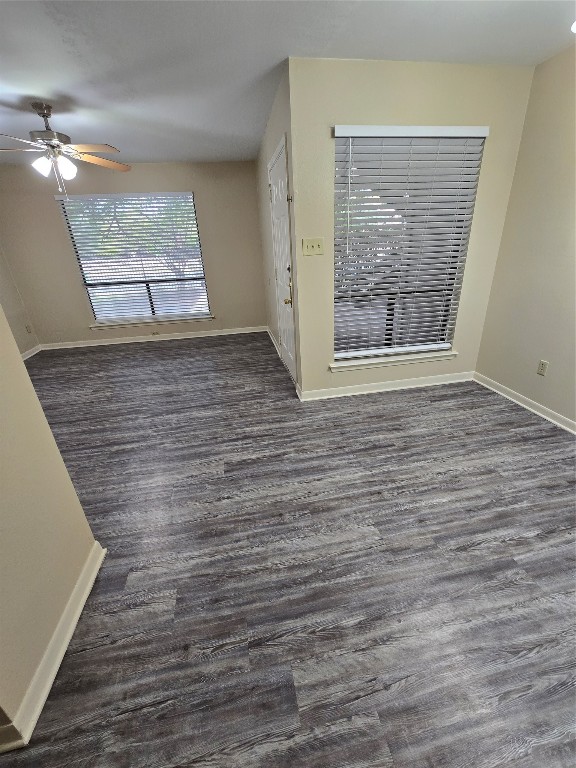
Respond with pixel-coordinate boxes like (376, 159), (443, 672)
(0, 1), (573, 163)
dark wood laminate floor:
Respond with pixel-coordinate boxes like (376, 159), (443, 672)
(6, 332), (575, 768)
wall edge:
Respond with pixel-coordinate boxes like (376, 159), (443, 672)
(473, 372), (576, 433)
(0, 722), (25, 754)
(11, 541), (106, 748)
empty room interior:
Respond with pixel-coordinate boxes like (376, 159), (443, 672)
(1, 1), (575, 766)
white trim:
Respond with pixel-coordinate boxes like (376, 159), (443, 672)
(267, 135), (298, 384)
(267, 327), (298, 390)
(267, 328), (283, 359)
(334, 342), (451, 360)
(37, 326), (268, 351)
(55, 192), (190, 200)
(0, 723), (25, 754)
(267, 135), (288, 174)
(334, 125), (490, 138)
(12, 541), (106, 747)
(90, 314), (214, 329)
(21, 344), (42, 361)
(330, 350), (457, 372)
(297, 371), (474, 401)
(473, 373), (576, 434)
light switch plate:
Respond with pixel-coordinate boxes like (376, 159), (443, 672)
(302, 238), (324, 256)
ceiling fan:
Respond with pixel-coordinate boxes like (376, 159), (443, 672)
(0, 102), (131, 191)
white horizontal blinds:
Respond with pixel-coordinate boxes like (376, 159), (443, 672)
(58, 193), (211, 321)
(334, 134), (485, 357)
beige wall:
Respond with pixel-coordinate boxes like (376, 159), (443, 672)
(0, 161), (265, 345)
(0, 240), (38, 354)
(477, 46), (576, 421)
(287, 57), (533, 393)
(0, 306), (99, 737)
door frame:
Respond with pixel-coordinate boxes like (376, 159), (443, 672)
(267, 135), (298, 382)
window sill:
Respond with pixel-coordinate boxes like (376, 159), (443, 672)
(330, 349), (458, 372)
(90, 314), (214, 330)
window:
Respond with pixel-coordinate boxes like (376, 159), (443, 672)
(333, 126), (487, 359)
(58, 193), (211, 323)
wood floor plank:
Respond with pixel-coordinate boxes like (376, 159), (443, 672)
(3, 332), (574, 768)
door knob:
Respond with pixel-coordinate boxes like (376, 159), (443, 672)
(284, 298), (292, 305)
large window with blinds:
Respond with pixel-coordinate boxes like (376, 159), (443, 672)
(58, 193), (211, 323)
(334, 126), (487, 358)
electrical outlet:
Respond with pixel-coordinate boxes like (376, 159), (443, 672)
(537, 360), (549, 376)
(25, 324), (32, 334)
(302, 238), (324, 256)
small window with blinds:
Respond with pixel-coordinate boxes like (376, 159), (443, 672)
(334, 127), (487, 359)
(58, 193), (211, 323)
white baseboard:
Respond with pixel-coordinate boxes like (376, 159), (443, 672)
(9, 541), (106, 749)
(20, 344), (42, 361)
(473, 373), (576, 434)
(0, 723), (25, 754)
(266, 328), (282, 359)
(266, 328), (299, 389)
(21, 326), (268, 358)
(297, 371), (474, 401)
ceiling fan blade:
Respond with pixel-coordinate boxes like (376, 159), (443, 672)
(0, 147), (44, 152)
(0, 132), (42, 147)
(77, 153), (131, 172)
(67, 143), (120, 153)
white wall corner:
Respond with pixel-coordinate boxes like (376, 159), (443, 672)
(10, 541), (106, 749)
(473, 373), (576, 434)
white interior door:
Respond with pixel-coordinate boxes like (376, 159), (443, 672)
(268, 139), (297, 382)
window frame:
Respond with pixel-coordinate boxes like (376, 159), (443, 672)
(57, 192), (213, 327)
(332, 125), (489, 367)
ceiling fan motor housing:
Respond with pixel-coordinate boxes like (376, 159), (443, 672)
(29, 130), (71, 145)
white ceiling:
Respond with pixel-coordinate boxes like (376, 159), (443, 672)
(0, 1), (573, 163)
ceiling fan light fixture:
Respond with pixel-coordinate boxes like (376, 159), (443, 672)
(3, 103), (130, 182)
(57, 154), (77, 180)
(31, 154), (52, 177)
